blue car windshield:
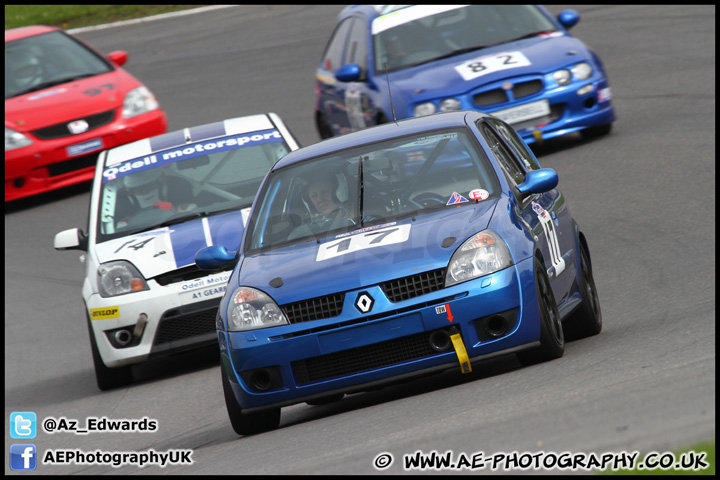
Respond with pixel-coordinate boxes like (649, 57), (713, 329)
(247, 127), (500, 253)
(372, 5), (556, 73)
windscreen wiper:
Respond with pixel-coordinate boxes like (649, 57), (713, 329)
(503, 30), (558, 43)
(426, 45), (491, 63)
(156, 212), (207, 228)
(357, 155), (365, 228)
(11, 73), (99, 97)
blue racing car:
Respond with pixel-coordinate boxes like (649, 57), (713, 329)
(314, 5), (615, 145)
(196, 110), (602, 435)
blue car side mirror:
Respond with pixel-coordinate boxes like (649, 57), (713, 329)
(557, 9), (580, 30)
(517, 168), (559, 195)
(335, 63), (362, 82)
(195, 245), (238, 270)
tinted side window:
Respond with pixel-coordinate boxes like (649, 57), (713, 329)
(479, 123), (525, 186)
(344, 18), (368, 71)
(487, 117), (541, 171)
(320, 18), (354, 73)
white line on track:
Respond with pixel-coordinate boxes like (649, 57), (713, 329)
(68, 5), (238, 33)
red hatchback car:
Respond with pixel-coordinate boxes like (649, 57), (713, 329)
(5, 25), (168, 202)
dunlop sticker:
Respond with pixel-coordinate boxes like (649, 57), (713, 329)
(90, 307), (120, 320)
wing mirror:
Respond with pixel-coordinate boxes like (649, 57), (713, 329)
(54, 228), (88, 252)
(335, 63), (363, 82)
(517, 168), (559, 195)
(107, 50), (128, 67)
(195, 245), (238, 271)
(557, 9), (580, 30)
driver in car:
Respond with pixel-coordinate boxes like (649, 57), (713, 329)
(116, 168), (196, 228)
(306, 175), (348, 223)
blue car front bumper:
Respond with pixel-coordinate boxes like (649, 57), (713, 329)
(487, 79), (616, 145)
(220, 256), (542, 412)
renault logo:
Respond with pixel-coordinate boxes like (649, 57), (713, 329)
(355, 292), (374, 314)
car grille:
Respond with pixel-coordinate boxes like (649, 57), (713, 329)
(279, 269), (447, 324)
(281, 293), (345, 324)
(31, 110), (116, 140)
(292, 328), (450, 385)
(473, 79), (543, 107)
(46, 152), (98, 177)
(380, 268), (446, 302)
(154, 302), (219, 346)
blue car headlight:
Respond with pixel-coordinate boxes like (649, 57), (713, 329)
(571, 62), (593, 81)
(413, 102), (437, 117)
(553, 62), (594, 87)
(445, 230), (513, 287)
(227, 287), (289, 331)
(439, 98), (462, 112)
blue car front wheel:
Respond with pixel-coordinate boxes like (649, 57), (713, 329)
(221, 367), (281, 436)
(517, 257), (565, 365)
(579, 123), (612, 140)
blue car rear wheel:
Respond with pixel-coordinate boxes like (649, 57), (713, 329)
(564, 243), (602, 340)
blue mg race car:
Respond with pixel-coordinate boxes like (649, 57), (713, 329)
(314, 5), (615, 145)
(196, 110), (602, 435)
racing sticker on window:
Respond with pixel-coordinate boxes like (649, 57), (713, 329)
(90, 306), (120, 320)
(532, 202), (565, 277)
(455, 51), (531, 82)
(469, 188), (489, 201)
(447, 192), (469, 205)
(316, 224), (411, 262)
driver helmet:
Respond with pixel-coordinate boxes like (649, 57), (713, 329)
(123, 168), (162, 202)
(10, 48), (43, 89)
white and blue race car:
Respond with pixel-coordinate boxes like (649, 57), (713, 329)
(54, 113), (300, 390)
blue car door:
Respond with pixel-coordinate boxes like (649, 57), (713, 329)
(477, 118), (576, 305)
(316, 16), (373, 136)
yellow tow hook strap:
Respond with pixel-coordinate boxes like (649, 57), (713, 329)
(532, 129), (543, 144)
(449, 327), (471, 374)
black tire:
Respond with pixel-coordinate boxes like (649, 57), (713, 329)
(579, 123), (612, 140)
(316, 113), (334, 139)
(87, 314), (133, 391)
(221, 367), (281, 436)
(306, 393), (344, 406)
(564, 243), (602, 340)
(517, 257), (565, 366)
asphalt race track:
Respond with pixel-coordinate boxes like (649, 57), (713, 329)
(5, 5), (715, 475)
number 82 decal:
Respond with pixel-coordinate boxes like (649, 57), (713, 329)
(455, 51), (531, 81)
(316, 224), (411, 262)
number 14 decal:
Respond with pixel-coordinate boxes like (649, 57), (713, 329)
(316, 224), (411, 262)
